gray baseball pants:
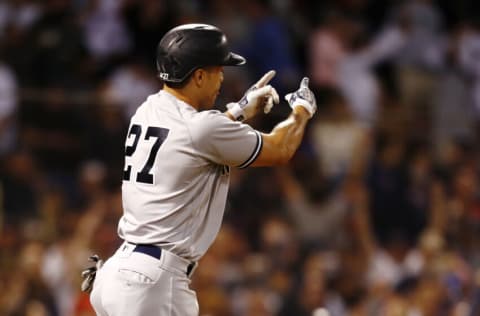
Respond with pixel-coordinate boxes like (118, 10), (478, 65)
(90, 242), (198, 316)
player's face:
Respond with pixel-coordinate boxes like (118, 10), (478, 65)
(200, 66), (224, 109)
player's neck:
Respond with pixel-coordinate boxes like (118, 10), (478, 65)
(163, 86), (201, 110)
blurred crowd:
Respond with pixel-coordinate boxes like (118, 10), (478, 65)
(2, 0), (480, 315)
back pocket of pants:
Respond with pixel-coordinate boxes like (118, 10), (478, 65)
(117, 253), (161, 285)
(118, 269), (157, 285)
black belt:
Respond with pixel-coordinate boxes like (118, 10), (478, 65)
(132, 244), (196, 277)
(133, 244), (162, 259)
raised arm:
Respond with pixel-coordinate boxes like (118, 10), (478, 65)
(252, 77), (317, 167)
(224, 74), (317, 167)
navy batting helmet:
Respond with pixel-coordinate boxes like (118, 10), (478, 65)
(156, 24), (246, 83)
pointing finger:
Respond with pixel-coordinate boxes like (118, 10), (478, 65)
(300, 77), (309, 89)
(256, 70), (276, 87)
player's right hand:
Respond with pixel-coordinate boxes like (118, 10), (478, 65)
(81, 254), (104, 293)
(285, 77), (317, 118)
(226, 70), (279, 121)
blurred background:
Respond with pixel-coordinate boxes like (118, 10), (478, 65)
(2, 0), (480, 315)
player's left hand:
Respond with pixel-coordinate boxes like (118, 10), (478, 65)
(226, 70), (279, 121)
(285, 77), (317, 118)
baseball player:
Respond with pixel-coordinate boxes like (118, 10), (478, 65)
(85, 23), (317, 316)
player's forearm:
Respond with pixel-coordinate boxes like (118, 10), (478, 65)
(261, 107), (310, 165)
(274, 107), (310, 157)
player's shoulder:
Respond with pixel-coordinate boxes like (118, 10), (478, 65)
(191, 109), (226, 121)
(188, 110), (249, 150)
(131, 92), (168, 119)
(188, 109), (234, 132)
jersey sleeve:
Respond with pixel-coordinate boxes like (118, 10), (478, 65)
(189, 111), (262, 168)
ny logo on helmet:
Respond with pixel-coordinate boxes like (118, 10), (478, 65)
(159, 73), (169, 80)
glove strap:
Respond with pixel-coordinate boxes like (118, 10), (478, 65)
(227, 103), (246, 121)
(293, 101), (314, 118)
(287, 94), (315, 118)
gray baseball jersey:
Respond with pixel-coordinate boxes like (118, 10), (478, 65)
(118, 90), (262, 261)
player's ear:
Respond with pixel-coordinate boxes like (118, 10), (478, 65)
(191, 68), (206, 88)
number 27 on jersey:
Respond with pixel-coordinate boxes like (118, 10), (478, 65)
(123, 124), (169, 185)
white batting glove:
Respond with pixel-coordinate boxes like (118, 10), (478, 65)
(81, 254), (104, 293)
(285, 77), (317, 118)
(227, 70), (280, 121)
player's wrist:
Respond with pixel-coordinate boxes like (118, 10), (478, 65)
(293, 101), (315, 118)
(292, 106), (312, 121)
(226, 102), (245, 121)
(293, 105), (311, 117)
